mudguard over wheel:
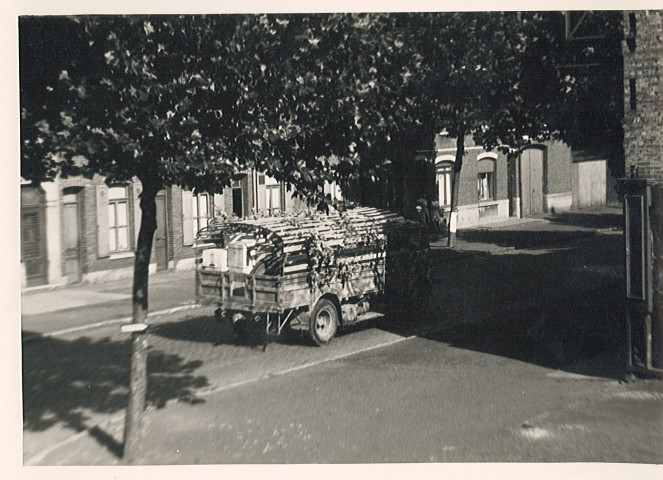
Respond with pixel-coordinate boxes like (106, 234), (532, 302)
(308, 298), (339, 346)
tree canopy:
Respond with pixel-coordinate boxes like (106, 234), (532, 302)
(21, 12), (625, 196)
(20, 15), (363, 196)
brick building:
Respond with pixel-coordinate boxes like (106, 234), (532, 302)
(621, 10), (663, 373)
(411, 134), (613, 229)
(20, 171), (307, 288)
(623, 10), (663, 181)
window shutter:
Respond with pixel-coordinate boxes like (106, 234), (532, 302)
(133, 183), (142, 247)
(257, 181), (267, 211)
(182, 189), (193, 245)
(96, 184), (110, 258)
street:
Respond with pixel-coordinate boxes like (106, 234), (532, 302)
(20, 212), (663, 465)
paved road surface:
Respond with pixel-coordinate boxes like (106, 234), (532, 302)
(19, 209), (662, 467)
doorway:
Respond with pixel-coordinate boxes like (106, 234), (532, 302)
(232, 179), (243, 218)
(21, 186), (48, 287)
(521, 148), (544, 216)
(154, 192), (168, 271)
(62, 189), (82, 283)
(574, 160), (606, 208)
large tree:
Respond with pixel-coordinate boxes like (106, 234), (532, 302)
(19, 14), (372, 462)
(399, 12), (568, 246)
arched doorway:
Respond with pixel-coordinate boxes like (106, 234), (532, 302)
(62, 187), (83, 283)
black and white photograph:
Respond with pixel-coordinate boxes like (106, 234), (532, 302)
(6, 2), (663, 478)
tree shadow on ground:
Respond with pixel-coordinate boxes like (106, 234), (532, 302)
(546, 210), (623, 230)
(381, 237), (627, 381)
(457, 227), (596, 250)
(151, 313), (309, 348)
(427, 286), (626, 380)
(382, 218), (628, 380)
(22, 332), (209, 458)
(456, 210), (622, 250)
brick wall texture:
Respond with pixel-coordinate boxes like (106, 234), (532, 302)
(623, 10), (663, 183)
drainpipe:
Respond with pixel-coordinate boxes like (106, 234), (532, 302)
(517, 149), (523, 219)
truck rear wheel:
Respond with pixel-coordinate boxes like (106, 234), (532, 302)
(308, 298), (338, 346)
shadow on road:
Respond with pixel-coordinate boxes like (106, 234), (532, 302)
(22, 332), (209, 458)
(457, 228), (596, 249)
(456, 210), (622, 250)
(547, 210), (623, 230)
(152, 313), (309, 348)
(385, 224), (627, 380)
(421, 285), (627, 381)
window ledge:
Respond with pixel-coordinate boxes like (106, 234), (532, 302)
(109, 251), (134, 260)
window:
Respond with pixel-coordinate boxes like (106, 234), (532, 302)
(477, 157), (497, 201)
(108, 186), (130, 252)
(436, 163), (453, 207)
(191, 192), (211, 239)
(478, 172), (495, 201)
(627, 13), (637, 51)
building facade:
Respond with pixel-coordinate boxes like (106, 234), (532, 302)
(20, 171), (307, 288)
(415, 134), (612, 229)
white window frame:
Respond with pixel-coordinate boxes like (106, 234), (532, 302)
(477, 155), (497, 202)
(191, 192), (212, 239)
(108, 186), (131, 253)
(436, 163), (454, 207)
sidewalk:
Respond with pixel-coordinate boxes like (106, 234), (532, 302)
(21, 269), (198, 338)
(430, 206), (621, 257)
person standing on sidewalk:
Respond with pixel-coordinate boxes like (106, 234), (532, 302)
(415, 198), (430, 230)
(429, 200), (442, 241)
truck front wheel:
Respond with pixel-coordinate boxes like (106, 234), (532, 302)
(308, 299), (339, 346)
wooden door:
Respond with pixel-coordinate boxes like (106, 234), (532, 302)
(521, 148), (544, 216)
(576, 160), (606, 208)
(232, 183), (243, 218)
(62, 192), (82, 283)
(21, 189), (47, 287)
(154, 193), (168, 271)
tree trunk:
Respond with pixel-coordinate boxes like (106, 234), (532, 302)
(122, 180), (159, 464)
(447, 135), (465, 248)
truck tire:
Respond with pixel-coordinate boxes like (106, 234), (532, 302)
(308, 298), (339, 346)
